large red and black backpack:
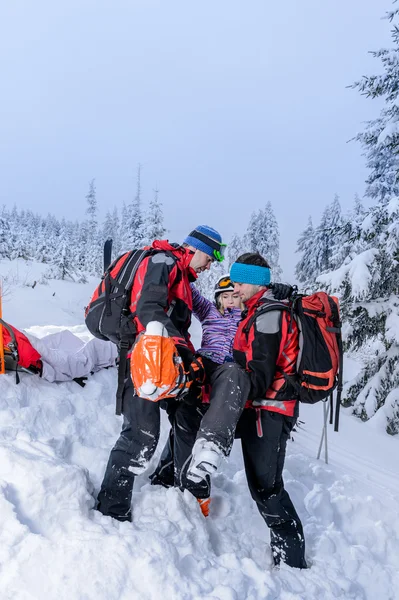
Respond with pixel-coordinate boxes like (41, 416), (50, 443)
(0, 318), (42, 381)
(84, 247), (177, 414)
(246, 291), (343, 430)
(85, 248), (152, 414)
(85, 248), (150, 346)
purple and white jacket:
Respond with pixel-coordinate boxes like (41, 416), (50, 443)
(191, 285), (241, 365)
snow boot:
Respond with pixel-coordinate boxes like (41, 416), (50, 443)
(197, 497), (211, 517)
(187, 438), (223, 482)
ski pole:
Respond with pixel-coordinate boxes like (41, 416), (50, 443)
(0, 282), (5, 375)
(316, 400), (330, 464)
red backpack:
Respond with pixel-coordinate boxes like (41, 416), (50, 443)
(84, 247), (177, 414)
(0, 318), (42, 381)
(245, 291), (343, 430)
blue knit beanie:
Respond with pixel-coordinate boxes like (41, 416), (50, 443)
(184, 225), (223, 258)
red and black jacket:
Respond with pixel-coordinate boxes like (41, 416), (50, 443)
(233, 289), (299, 417)
(129, 240), (197, 368)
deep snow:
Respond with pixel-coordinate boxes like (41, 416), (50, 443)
(1, 260), (399, 600)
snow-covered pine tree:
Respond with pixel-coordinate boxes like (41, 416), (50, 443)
(295, 217), (318, 288)
(142, 187), (166, 245)
(318, 9), (399, 434)
(246, 210), (263, 254)
(351, 8), (399, 202)
(259, 202), (282, 280)
(246, 204), (282, 280)
(45, 222), (74, 281)
(333, 195), (367, 270)
(226, 232), (247, 270)
(0, 208), (11, 259)
(118, 202), (130, 254)
(84, 179), (101, 275)
(125, 165), (145, 249)
(313, 195), (343, 275)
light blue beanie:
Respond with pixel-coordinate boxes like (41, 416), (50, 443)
(230, 262), (271, 286)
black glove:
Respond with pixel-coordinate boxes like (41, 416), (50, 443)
(175, 344), (194, 371)
(187, 356), (205, 385)
(73, 376), (88, 388)
(271, 283), (294, 301)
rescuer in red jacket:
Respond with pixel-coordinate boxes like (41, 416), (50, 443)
(96, 225), (229, 523)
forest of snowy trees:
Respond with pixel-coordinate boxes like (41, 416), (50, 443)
(0, 171), (283, 298)
(0, 169), (166, 282)
(295, 8), (399, 435)
(1, 9), (399, 435)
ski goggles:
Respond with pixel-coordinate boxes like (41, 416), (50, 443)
(187, 230), (226, 263)
(217, 276), (232, 288)
(213, 244), (226, 263)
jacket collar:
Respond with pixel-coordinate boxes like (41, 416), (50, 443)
(151, 240), (198, 280)
(244, 288), (267, 311)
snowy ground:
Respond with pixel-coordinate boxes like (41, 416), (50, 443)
(1, 260), (399, 600)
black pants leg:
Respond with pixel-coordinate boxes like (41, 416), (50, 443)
(237, 409), (307, 569)
(174, 400), (211, 499)
(149, 400), (179, 488)
(97, 376), (161, 521)
(198, 362), (251, 455)
(149, 428), (175, 488)
(150, 397), (211, 499)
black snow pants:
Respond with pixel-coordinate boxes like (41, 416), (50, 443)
(97, 366), (211, 520)
(150, 396), (211, 499)
(150, 358), (250, 498)
(236, 408), (307, 569)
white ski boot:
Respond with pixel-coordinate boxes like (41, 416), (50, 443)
(187, 438), (223, 483)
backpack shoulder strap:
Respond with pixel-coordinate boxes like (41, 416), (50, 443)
(243, 300), (290, 339)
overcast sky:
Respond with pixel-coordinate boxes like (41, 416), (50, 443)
(0, 0), (391, 279)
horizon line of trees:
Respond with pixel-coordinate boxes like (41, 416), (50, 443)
(0, 166), (166, 281)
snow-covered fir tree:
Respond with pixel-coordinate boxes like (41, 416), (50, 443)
(226, 232), (246, 269)
(84, 179), (101, 274)
(317, 9), (399, 434)
(351, 8), (399, 202)
(118, 202), (130, 255)
(295, 195), (345, 290)
(0, 209), (10, 259)
(246, 203), (282, 280)
(125, 165), (145, 249)
(45, 223), (75, 281)
(142, 187), (166, 245)
(315, 195), (343, 274)
(295, 217), (318, 288)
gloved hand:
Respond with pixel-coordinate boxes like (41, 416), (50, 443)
(187, 355), (205, 386)
(73, 376), (88, 388)
(270, 283), (294, 301)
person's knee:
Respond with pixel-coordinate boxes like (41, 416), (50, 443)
(114, 432), (135, 453)
(214, 362), (250, 388)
